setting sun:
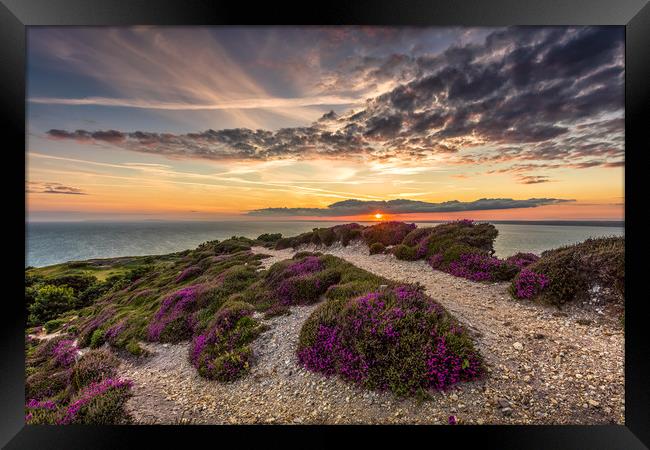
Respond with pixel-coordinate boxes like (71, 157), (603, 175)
(374, 213), (383, 220)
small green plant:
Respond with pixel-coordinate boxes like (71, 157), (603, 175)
(369, 242), (385, 255)
(44, 318), (67, 333)
(392, 244), (418, 261)
(125, 340), (146, 357)
(90, 329), (105, 349)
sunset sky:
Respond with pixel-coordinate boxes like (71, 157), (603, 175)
(26, 26), (624, 222)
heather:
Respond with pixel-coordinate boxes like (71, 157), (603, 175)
(297, 284), (484, 396)
(274, 220), (526, 283)
(24, 335), (133, 424)
(509, 236), (624, 306)
(189, 302), (264, 381)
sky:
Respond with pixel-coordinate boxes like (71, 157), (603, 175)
(26, 26), (624, 222)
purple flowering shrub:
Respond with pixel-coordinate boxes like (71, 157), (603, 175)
(505, 252), (540, 269)
(25, 366), (71, 401)
(175, 265), (203, 283)
(262, 255), (341, 307)
(189, 302), (264, 381)
(441, 253), (519, 282)
(147, 285), (203, 342)
(298, 284), (484, 396)
(70, 348), (119, 391)
(509, 269), (550, 299)
(509, 236), (624, 306)
(51, 339), (78, 368)
(58, 377), (133, 424)
(25, 332), (133, 424)
(24, 398), (58, 424)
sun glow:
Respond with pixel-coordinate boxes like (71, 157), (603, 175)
(374, 213), (383, 220)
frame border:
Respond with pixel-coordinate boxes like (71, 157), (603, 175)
(2, 0), (648, 448)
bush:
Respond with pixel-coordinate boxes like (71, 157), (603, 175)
(509, 236), (624, 306)
(331, 223), (363, 246)
(28, 284), (76, 325)
(147, 285), (203, 342)
(392, 244), (418, 261)
(90, 329), (105, 349)
(125, 340), (146, 357)
(297, 285), (483, 396)
(505, 252), (540, 269)
(257, 233), (282, 243)
(45, 273), (97, 294)
(189, 303), (263, 381)
(44, 318), (67, 334)
(70, 348), (119, 391)
(25, 399), (59, 424)
(444, 253), (519, 282)
(58, 378), (133, 424)
(175, 265), (203, 283)
(25, 368), (70, 400)
(369, 242), (385, 255)
(362, 221), (417, 246)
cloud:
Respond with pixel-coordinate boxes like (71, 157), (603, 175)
(30, 95), (359, 111)
(42, 27), (624, 172)
(27, 181), (88, 195)
(516, 175), (554, 184)
(247, 197), (573, 216)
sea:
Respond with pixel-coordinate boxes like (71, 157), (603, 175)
(25, 220), (625, 268)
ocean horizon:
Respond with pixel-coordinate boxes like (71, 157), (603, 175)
(26, 220), (625, 268)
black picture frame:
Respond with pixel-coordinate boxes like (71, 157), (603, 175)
(2, 0), (648, 448)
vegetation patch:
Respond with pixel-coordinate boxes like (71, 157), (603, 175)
(297, 284), (484, 396)
(24, 335), (133, 425)
(189, 302), (264, 382)
(509, 236), (624, 306)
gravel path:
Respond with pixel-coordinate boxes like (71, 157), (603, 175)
(116, 243), (624, 424)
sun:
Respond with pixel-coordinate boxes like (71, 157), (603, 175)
(374, 213), (383, 220)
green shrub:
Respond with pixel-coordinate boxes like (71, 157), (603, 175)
(369, 242), (385, 255)
(393, 244), (418, 261)
(90, 329), (105, 349)
(45, 273), (97, 294)
(510, 236), (624, 306)
(256, 233), (282, 244)
(44, 318), (67, 334)
(125, 340), (147, 357)
(361, 221), (417, 246)
(28, 284), (76, 325)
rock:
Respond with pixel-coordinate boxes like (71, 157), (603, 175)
(497, 398), (510, 409)
(513, 342), (524, 351)
(576, 319), (592, 326)
(588, 399), (600, 407)
(501, 407), (513, 416)
(533, 333), (545, 339)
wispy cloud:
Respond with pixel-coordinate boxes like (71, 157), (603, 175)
(29, 95), (359, 111)
(27, 181), (87, 195)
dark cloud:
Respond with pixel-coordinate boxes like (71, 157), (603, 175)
(46, 27), (624, 172)
(27, 181), (87, 195)
(516, 175), (553, 184)
(248, 197), (573, 217)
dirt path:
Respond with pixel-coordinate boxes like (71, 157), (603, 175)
(117, 244), (624, 424)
